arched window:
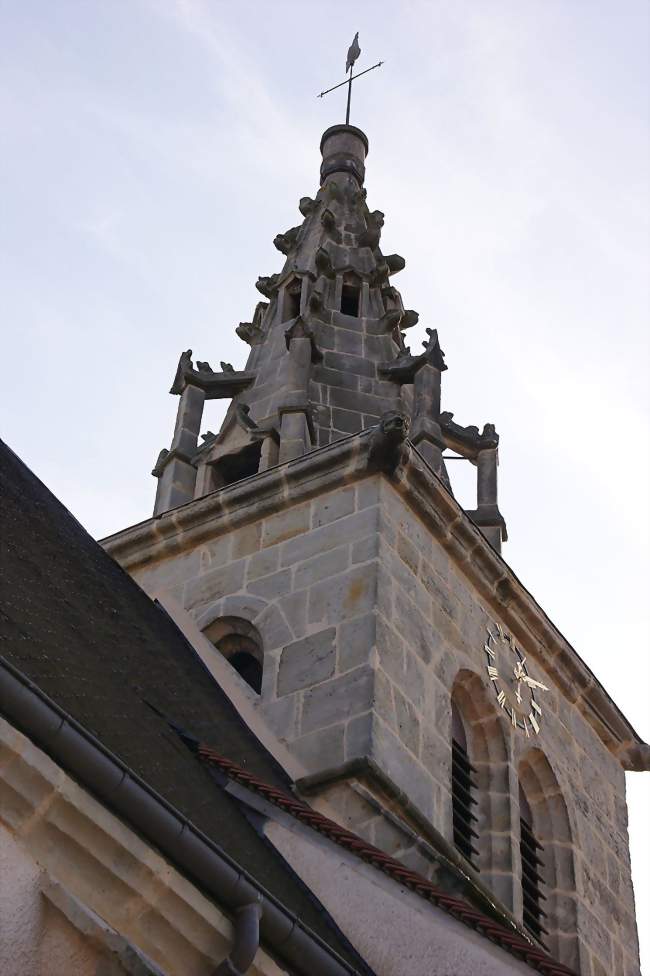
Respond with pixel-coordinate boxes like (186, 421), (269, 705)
(451, 672), (514, 907)
(203, 616), (264, 694)
(451, 700), (479, 868)
(519, 782), (548, 946)
(518, 750), (577, 966)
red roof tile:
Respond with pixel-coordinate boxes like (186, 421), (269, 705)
(198, 744), (578, 976)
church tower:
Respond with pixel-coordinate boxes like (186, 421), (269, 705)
(103, 123), (646, 976)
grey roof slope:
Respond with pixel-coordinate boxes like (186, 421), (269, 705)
(0, 438), (369, 974)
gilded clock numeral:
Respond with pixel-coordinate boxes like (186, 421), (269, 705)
(531, 699), (542, 715)
(487, 665), (499, 680)
(510, 708), (517, 727)
(529, 713), (540, 734)
(523, 718), (530, 738)
(484, 643), (495, 659)
(497, 690), (506, 708)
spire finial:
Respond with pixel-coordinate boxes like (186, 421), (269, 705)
(317, 33), (383, 125)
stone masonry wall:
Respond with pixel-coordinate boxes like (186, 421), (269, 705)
(130, 478), (383, 774)
(129, 476), (639, 976)
(372, 481), (639, 976)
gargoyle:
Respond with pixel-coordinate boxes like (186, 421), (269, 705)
(367, 411), (411, 475)
(273, 226), (300, 255)
(151, 448), (169, 478)
(236, 321), (264, 345)
(236, 301), (268, 346)
(385, 254), (406, 276)
(256, 274), (280, 299)
(299, 196), (315, 217)
(401, 309), (419, 330)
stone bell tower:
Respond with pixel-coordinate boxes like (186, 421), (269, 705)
(103, 124), (645, 976)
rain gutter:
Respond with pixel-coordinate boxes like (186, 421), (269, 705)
(0, 654), (366, 976)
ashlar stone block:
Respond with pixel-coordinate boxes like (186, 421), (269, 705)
(308, 564), (378, 627)
(338, 612), (376, 673)
(278, 628), (336, 696)
(311, 486), (356, 528)
(183, 560), (246, 611)
(293, 546), (349, 591)
(301, 666), (374, 735)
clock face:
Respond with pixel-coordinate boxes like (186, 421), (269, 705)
(484, 624), (548, 736)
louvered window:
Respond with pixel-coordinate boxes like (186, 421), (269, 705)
(520, 788), (548, 945)
(451, 704), (479, 868)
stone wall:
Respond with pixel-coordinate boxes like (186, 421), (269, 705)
(133, 479), (382, 772)
(129, 475), (640, 976)
(373, 481), (640, 976)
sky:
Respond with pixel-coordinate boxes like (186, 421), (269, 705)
(1, 0), (648, 967)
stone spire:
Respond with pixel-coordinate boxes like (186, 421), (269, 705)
(152, 124), (507, 551)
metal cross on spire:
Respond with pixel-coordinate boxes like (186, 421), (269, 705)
(317, 32), (383, 125)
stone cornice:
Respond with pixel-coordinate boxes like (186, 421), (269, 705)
(100, 432), (646, 768)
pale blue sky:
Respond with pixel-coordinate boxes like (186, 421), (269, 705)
(1, 1), (648, 967)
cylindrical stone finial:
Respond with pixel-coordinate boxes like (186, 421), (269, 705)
(320, 124), (369, 185)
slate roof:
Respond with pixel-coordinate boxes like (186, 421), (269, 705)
(0, 438), (369, 974)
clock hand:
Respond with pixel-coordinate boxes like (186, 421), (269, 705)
(521, 675), (549, 692)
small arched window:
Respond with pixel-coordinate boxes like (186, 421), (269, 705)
(203, 616), (263, 694)
(519, 782), (548, 946)
(451, 700), (479, 869)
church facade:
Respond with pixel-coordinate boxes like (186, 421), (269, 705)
(1, 121), (646, 976)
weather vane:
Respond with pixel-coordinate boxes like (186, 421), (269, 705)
(317, 32), (383, 125)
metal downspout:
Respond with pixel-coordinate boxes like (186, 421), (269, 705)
(213, 900), (263, 975)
